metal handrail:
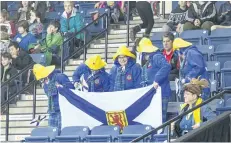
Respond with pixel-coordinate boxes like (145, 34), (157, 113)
(132, 89), (231, 142)
(126, 1), (130, 47)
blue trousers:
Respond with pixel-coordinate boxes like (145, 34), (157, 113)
(162, 97), (170, 123)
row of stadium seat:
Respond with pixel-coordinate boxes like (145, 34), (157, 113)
(23, 125), (168, 142)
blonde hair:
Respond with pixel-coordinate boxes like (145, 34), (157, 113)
(64, 1), (74, 6)
(184, 77), (209, 96)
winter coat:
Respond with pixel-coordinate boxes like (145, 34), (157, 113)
(217, 1), (231, 26)
(142, 50), (172, 97)
(13, 33), (37, 51)
(60, 8), (84, 40)
(12, 49), (33, 70)
(109, 57), (142, 92)
(72, 64), (110, 92)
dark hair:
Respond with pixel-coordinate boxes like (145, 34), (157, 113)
(162, 32), (174, 41)
(17, 20), (29, 32)
(49, 20), (61, 31)
(0, 25), (8, 33)
(1, 52), (12, 60)
(8, 41), (20, 49)
(30, 9), (42, 19)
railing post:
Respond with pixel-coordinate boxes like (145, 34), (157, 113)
(162, 1), (165, 18)
(105, 14), (108, 63)
(126, 1), (130, 47)
(84, 31), (87, 61)
(167, 124), (171, 142)
(5, 85), (9, 141)
(60, 43), (64, 73)
(32, 80), (37, 119)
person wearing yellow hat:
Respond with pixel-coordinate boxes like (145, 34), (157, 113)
(173, 38), (210, 100)
(72, 55), (110, 92)
(33, 64), (74, 134)
(137, 37), (171, 122)
(109, 45), (142, 91)
(172, 78), (215, 137)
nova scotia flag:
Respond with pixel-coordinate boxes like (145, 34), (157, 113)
(58, 85), (162, 130)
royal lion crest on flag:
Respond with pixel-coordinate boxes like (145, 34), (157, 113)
(106, 110), (128, 131)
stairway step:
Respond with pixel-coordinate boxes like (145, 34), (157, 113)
(109, 27), (162, 35)
(9, 106), (47, 114)
(65, 63), (114, 71)
(89, 43), (134, 48)
(1, 127), (34, 135)
(68, 59), (114, 66)
(0, 134), (30, 142)
(111, 23), (164, 30)
(20, 94), (47, 101)
(1, 114), (48, 121)
(1, 120), (48, 128)
(16, 100), (48, 107)
(87, 47), (118, 53)
(79, 53), (115, 59)
(64, 69), (110, 77)
(108, 33), (144, 39)
(126, 18), (168, 25)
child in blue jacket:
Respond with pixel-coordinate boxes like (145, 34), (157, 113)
(173, 38), (210, 100)
(72, 55), (110, 92)
(33, 64), (74, 133)
(137, 37), (171, 122)
(110, 45), (142, 91)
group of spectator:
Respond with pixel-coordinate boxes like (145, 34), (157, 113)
(163, 1), (231, 33)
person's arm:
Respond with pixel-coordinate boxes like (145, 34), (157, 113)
(200, 3), (217, 24)
(167, 9), (176, 25)
(46, 33), (63, 47)
(109, 66), (116, 92)
(185, 4), (197, 23)
(132, 63), (142, 89)
(75, 13), (84, 33)
(55, 73), (75, 89)
(102, 72), (111, 92)
(184, 50), (205, 83)
(153, 54), (171, 85)
(17, 53), (33, 69)
(72, 64), (89, 83)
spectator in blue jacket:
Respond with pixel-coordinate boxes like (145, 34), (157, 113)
(110, 45), (142, 92)
(173, 38), (210, 100)
(13, 20), (37, 52)
(73, 55), (110, 92)
(137, 37), (171, 122)
(33, 64), (74, 134)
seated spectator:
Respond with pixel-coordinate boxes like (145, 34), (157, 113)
(13, 20), (37, 52)
(28, 9), (43, 39)
(18, 1), (33, 22)
(60, 1), (84, 57)
(1, 52), (18, 103)
(0, 31), (10, 53)
(32, 1), (48, 22)
(29, 20), (63, 66)
(172, 78), (215, 137)
(73, 55), (110, 92)
(109, 45), (142, 92)
(8, 41), (33, 85)
(183, 1), (217, 32)
(173, 38), (210, 100)
(0, 10), (16, 38)
(211, 1), (231, 31)
(162, 32), (179, 81)
(162, 1), (188, 33)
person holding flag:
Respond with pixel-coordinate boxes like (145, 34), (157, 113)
(33, 64), (74, 133)
(137, 37), (171, 122)
(72, 55), (110, 92)
(109, 45), (142, 92)
(173, 38), (210, 100)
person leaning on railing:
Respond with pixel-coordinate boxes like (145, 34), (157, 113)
(172, 78), (216, 137)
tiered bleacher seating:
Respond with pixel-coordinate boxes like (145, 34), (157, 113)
(213, 44), (231, 68)
(197, 45), (214, 61)
(208, 28), (231, 46)
(179, 29), (209, 45)
(151, 31), (178, 49)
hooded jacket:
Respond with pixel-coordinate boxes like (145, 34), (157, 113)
(13, 33), (37, 51)
(217, 1), (231, 26)
(109, 57), (142, 92)
(185, 1), (217, 24)
(143, 50), (172, 97)
(72, 64), (110, 92)
(180, 45), (210, 100)
(60, 8), (84, 40)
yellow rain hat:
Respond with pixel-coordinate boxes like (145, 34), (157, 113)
(113, 45), (136, 60)
(33, 64), (55, 80)
(85, 55), (107, 70)
(173, 38), (193, 51)
(137, 37), (159, 53)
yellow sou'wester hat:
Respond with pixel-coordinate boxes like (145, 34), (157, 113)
(173, 38), (193, 51)
(85, 55), (107, 70)
(33, 64), (55, 80)
(137, 37), (159, 53)
(113, 45), (136, 60)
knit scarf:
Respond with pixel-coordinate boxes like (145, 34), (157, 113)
(87, 74), (95, 92)
(47, 75), (58, 113)
(141, 60), (150, 87)
(180, 98), (203, 124)
(114, 67), (125, 91)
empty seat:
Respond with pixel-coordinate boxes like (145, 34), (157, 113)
(151, 32), (178, 49)
(208, 28), (231, 46)
(197, 45), (214, 61)
(180, 30), (209, 45)
(55, 126), (90, 142)
(214, 44), (231, 68)
(117, 125), (153, 142)
(152, 134), (168, 142)
(221, 61), (231, 88)
(45, 12), (62, 23)
(225, 98), (231, 107)
(23, 127), (58, 142)
(30, 54), (47, 66)
(206, 61), (220, 81)
(79, 3), (96, 16)
(216, 106), (231, 115)
(85, 125), (120, 142)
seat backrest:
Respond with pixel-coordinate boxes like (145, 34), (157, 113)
(197, 45), (214, 61)
(206, 61), (220, 73)
(90, 125), (120, 138)
(31, 127), (58, 140)
(215, 44), (231, 52)
(60, 126), (90, 138)
(210, 28), (231, 38)
(30, 54), (46, 66)
(225, 98), (231, 107)
(170, 81), (176, 90)
(122, 125), (153, 135)
(45, 12), (62, 20)
(180, 30), (208, 39)
(223, 61), (231, 68)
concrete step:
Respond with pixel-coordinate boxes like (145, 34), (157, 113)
(79, 53), (115, 60)
(87, 47), (118, 53)
(16, 100), (48, 107)
(109, 27), (162, 35)
(126, 18), (168, 25)
(0, 134), (30, 142)
(1, 127), (34, 135)
(1, 114), (48, 122)
(64, 69), (110, 77)
(20, 94), (47, 101)
(111, 23), (164, 30)
(9, 106), (47, 114)
(65, 63), (114, 71)
(108, 33), (144, 39)
(1, 120), (48, 128)
(89, 43), (134, 48)
(68, 59), (114, 66)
